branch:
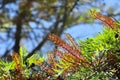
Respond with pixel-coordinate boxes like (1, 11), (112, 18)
(25, 0), (79, 60)
(24, 15), (61, 60)
(24, 34), (48, 60)
(13, 22), (22, 53)
(0, 0), (16, 9)
(108, 12), (120, 17)
(13, 12), (27, 53)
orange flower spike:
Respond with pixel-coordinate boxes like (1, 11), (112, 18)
(90, 10), (119, 29)
(48, 33), (84, 61)
(65, 33), (81, 53)
(11, 53), (25, 80)
(54, 49), (64, 59)
(11, 53), (22, 73)
(47, 51), (57, 69)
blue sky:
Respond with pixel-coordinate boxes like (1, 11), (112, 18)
(64, 0), (120, 39)
(41, 0), (120, 54)
(0, 0), (120, 56)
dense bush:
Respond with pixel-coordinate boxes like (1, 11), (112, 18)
(0, 9), (120, 80)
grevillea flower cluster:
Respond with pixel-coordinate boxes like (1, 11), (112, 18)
(89, 9), (120, 30)
(48, 33), (87, 63)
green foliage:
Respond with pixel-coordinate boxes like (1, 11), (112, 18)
(0, 47), (45, 79)
(0, 29), (120, 79)
(79, 28), (120, 59)
(1, 0), (120, 79)
(46, 28), (120, 80)
(76, 28), (120, 79)
(0, 59), (15, 79)
(79, 28), (117, 59)
(54, 57), (73, 77)
(26, 53), (45, 66)
(65, 68), (109, 80)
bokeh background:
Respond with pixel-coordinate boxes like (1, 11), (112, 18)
(0, 0), (120, 58)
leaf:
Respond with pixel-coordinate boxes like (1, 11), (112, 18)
(27, 53), (45, 66)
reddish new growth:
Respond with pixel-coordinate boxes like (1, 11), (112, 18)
(90, 10), (119, 30)
(47, 51), (57, 69)
(54, 49), (75, 64)
(48, 33), (86, 63)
